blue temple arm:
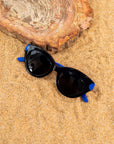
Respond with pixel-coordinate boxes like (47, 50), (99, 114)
(56, 62), (64, 67)
(25, 44), (30, 51)
(17, 57), (25, 62)
(81, 94), (88, 103)
(89, 83), (95, 91)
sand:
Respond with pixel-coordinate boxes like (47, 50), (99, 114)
(0, 0), (114, 144)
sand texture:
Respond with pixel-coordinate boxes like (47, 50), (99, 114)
(0, 0), (114, 144)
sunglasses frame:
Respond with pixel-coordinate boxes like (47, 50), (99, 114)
(17, 44), (95, 103)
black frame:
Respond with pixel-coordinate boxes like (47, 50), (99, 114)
(23, 45), (94, 98)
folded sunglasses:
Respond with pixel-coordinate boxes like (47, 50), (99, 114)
(17, 44), (95, 103)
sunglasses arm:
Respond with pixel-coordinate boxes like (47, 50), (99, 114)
(17, 57), (25, 62)
(56, 62), (64, 67)
(81, 94), (88, 103)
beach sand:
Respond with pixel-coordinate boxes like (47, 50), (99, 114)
(0, 0), (113, 143)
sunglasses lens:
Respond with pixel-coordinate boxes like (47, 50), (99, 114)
(26, 49), (54, 77)
(57, 68), (91, 98)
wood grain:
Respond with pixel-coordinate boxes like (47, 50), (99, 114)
(0, 0), (93, 52)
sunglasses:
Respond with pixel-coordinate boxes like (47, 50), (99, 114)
(17, 44), (95, 103)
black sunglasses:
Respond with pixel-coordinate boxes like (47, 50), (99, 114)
(17, 44), (95, 102)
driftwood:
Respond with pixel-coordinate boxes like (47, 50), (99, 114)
(0, 0), (93, 52)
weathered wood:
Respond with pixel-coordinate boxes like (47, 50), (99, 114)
(0, 0), (93, 52)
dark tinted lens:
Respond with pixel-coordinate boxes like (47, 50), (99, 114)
(57, 69), (87, 97)
(26, 50), (53, 76)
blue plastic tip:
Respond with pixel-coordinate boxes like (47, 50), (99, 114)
(56, 62), (64, 67)
(25, 44), (29, 51)
(82, 94), (88, 103)
(89, 83), (95, 91)
(17, 57), (25, 62)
